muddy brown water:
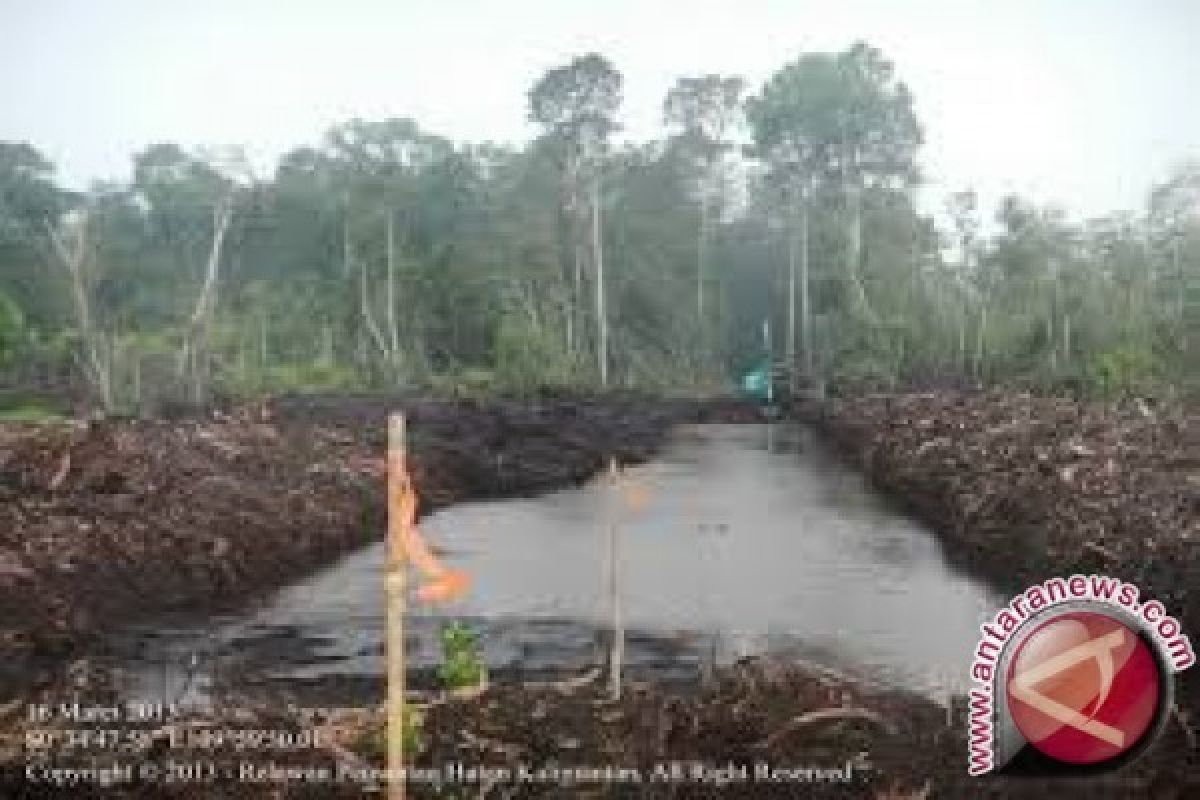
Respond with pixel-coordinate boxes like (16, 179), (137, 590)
(104, 424), (1002, 708)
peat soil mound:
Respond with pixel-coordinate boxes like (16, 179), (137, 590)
(820, 390), (1199, 792)
(2, 657), (946, 799)
(404, 657), (944, 799)
(0, 393), (760, 690)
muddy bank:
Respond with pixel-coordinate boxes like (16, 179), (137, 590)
(9, 652), (1188, 799)
(2, 656), (945, 799)
(409, 656), (1200, 799)
(820, 391), (1197, 595)
(819, 390), (1200, 792)
(0, 393), (760, 687)
(368, 657), (944, 799)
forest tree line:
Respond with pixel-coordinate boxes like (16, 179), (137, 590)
(0, 42), (1196, 412)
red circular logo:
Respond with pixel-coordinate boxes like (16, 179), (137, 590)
(1006, 611), (1161, 765)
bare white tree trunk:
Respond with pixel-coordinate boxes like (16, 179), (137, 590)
(572, 239), (584, 354)
(1062, 311), (1072, 367)
(565, 153), (583, 360)
(1047, 259), (1059, 373)
(840, 141), (877, 327)
(1174, 236), (1188, 357)
(386, 211), (400, 358)
(958, 309), (967, 372)
(177, 195), (234, 402)
(592, 171), (607, 387)
(132, 355), (141, 408)
(46, 208), (114, 411)
(348, 210), (390, 366)
(847, 184), (877, 323)
(973, 301), (989, 379)
(786, 199), (797, 375)
(800, 182), (813, 378)
(698, 192), (709, 322)
(360, 260), (391, 364)
(259, 314), (269, 370)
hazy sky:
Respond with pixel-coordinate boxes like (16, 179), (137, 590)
(3, 0), (1197, 221)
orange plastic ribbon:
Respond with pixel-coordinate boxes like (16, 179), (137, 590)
(353, 452), (470, 604)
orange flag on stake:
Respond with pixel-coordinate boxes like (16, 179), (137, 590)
(356, 451), (471, 605)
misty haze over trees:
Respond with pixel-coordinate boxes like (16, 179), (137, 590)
(0, 42), (1196, 412)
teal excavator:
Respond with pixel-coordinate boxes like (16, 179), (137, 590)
(739, 319), (778, 408)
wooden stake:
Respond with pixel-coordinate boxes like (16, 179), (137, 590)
(385, 414), (407, 800)
(607, 459), (624, 701)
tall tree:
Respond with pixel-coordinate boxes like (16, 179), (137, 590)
(0, 142), (70, 341)
(748, 42), (922, 380)
(529, 54), (622, 385)
(664, 75), (745, 334)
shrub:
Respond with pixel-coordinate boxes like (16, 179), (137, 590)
(437, 622), (486, 690)
(1087, 345), (1159, 399)
(352, 705), (425, 761)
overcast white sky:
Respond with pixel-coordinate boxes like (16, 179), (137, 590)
(3, 0), (1197, 221)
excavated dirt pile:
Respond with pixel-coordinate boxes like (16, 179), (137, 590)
(403, 657), (945, 799)
(821, 390), (1200, 794)
(2, 657), (948, 800)
(821, 390), (1197, 620)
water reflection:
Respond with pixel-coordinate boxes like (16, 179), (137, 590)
(110, 424), (1003, 705)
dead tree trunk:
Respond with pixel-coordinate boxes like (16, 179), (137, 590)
(347, 209), (391, 373)
(973, 301), (989, 380)
(786, 197), (797, 373)
(840, 142), (878, 328)
(799, 182), (813, 378)
(564, 153), (584, 361)
(592, 170), (608, 387)
(45, 208), (114, 411)
(177, 195), (234, 403)
(386, 211), (400, 358)
(698, 191), (709, 323)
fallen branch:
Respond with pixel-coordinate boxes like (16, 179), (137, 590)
(521, 665), (603, 694)
(1081, 539), (1120, 562)
(754, 706), (896, 749)
(0, 694), (26, 721)
(315, 723), (376, 775)
(48, 450), (71, 491)
(459, 728), (525, 758)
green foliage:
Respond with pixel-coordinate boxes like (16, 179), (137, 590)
(1088, 346), (1160, 399)
(0, 290), (24, 367)
(352, 705), (425, 761)
(828, 354), (898, 393)
(528, 54), (622, 145)
(1, 46), (1196, 404)
(427, 367), (499, 400)
(493, 312), (574, 390)
(746, 41), (921, 185)
(0, 404), (66, 423)
(437, 622), (486, 691)
(226, 360), (360, 397)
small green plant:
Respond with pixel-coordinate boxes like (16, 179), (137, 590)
(353, 704), (425, 761)
(438, 622), (486, 690)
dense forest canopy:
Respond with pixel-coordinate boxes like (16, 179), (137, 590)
(0, 42), (1196, 411)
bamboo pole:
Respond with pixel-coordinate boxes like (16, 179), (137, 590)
(385, 414), (407, 800)
(607, 458), (624, 701)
